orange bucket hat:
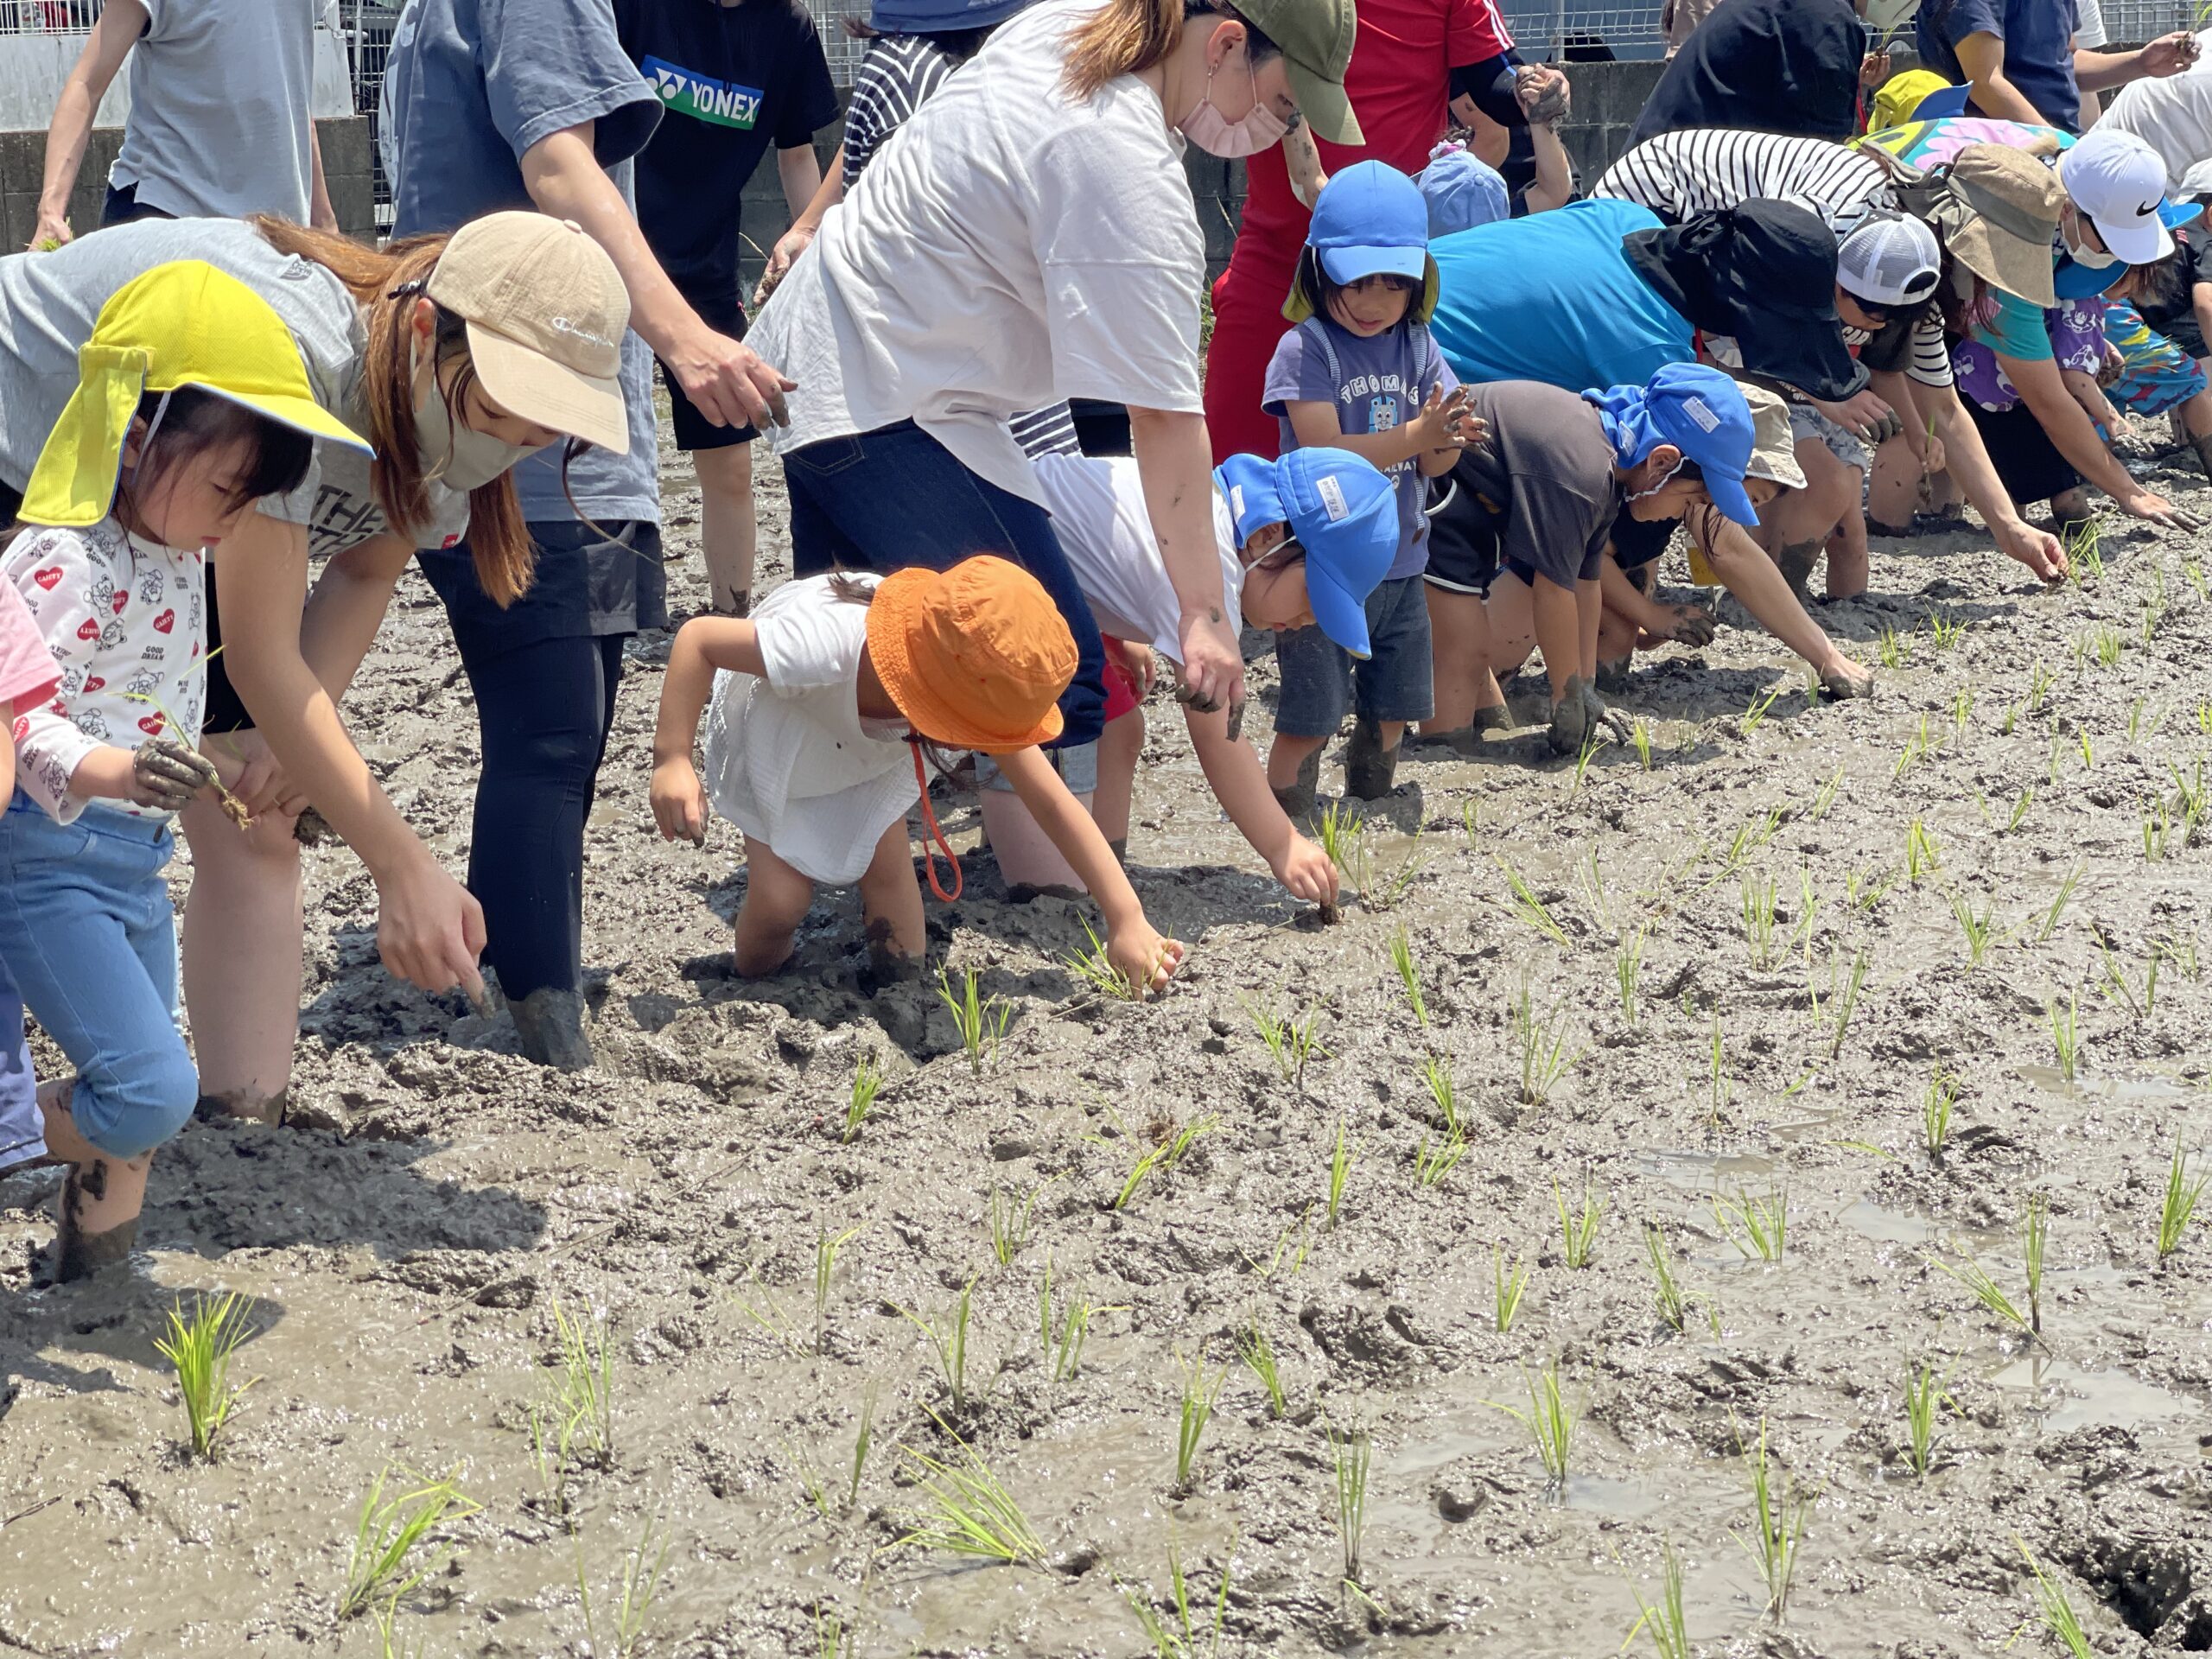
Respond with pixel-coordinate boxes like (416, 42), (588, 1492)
(866, 556), (1078, 903)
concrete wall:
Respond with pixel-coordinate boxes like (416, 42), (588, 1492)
(0, 115), (377, 248)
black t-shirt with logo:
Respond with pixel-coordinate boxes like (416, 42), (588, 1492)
(614, 0), (838, 327)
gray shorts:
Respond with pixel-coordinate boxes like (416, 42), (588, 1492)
(974, 741), (1100, 796)
(1789, 403), (1872, 474)
(1274, 574), (1435, 737)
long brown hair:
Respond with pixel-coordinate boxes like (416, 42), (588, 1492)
(1062, 0), (1275, 103)
(251, 219), (536, 607)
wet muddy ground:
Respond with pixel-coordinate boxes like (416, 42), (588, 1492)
(3, 422), (2212, 1659)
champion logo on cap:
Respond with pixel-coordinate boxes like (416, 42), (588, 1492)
(1317, 474), (1350, 521)
(1682, 396), (1720, 433)
(546, 315), (615, 351)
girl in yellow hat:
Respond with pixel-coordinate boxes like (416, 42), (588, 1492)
(650, 556), (1185, 996)
(0, 259), (372, 1281)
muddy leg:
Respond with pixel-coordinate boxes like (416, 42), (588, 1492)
(38, 1083), (149, 1281)
(734, 836), (817, 978)
(857, 819), (926, 987)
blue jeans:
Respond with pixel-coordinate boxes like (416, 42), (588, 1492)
(0, 967), (39, 1173)
(0, 794), (194, 1160)
(780, 421), (1107, 746)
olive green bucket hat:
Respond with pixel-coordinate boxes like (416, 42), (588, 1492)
(1232, 0), (1362, 145)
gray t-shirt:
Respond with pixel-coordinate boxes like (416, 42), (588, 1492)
(1457, 381), (1624, 589)
(381, 0), (662, 527)
(110, 0), (321, 221)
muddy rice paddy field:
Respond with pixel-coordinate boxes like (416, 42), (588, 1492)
(5, 424), (2212, 1659)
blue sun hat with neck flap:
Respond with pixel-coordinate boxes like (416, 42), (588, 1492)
(1285, 161), (1440, 324)
(1215, 448), (1397, 658)
(1582, 363), (1759, 527)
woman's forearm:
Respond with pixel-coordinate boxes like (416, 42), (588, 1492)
(2011, 361), (2137, 499)
(1128, 407), (1230, 625)
(1925, 391), (2024, 530)
(299, 534), (413, 701)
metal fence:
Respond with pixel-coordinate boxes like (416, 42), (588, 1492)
(1499, 0), (2206, 60)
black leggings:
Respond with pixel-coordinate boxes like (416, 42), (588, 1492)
(458, 632), (626, 1002)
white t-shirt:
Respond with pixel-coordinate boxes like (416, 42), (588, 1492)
(700, 574), (939, 885)
(750, 0), (1205, 506)
(2101, 31), (2212, 194)
(1032, 454), (1243, 659)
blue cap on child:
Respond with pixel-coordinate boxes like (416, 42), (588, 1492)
(870, 0), (1032, 33)
(1640, 364), (1759, 528)
(1417, 143), (1510, 238)
(1287, 161), (1440, 324)
(1214, 448), (1398, 659)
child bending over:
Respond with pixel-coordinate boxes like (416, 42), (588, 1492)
(0, 260), (370, 1279)
(652, 556), (1185, 995)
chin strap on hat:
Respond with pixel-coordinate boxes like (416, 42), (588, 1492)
(910, 740), (963, 903)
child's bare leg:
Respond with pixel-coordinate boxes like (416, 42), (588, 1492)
(179, 797), (301, 1125)
(39, 1081), (151, 1278)
(856, 818), (926, 979)
(733, 836), (817, 977)
(691, 442), (758, 615)
(1767, 439), (1853, 601)
(1422, 583), (1506, 735)
(1866, 432), (1920, 531)
(1092, 709), (1144, 858)
(1824, 469), (1871, 599)
(978, 751), (1096, 892)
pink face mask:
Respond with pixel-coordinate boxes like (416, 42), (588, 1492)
(1180, 45), (1290, 159)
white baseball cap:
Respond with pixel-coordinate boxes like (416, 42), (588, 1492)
(2059, 129), (2176, 265)
(1837, 212), (1942, 307)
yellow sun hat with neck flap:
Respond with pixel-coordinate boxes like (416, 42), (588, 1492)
(21, 259), (373, 529)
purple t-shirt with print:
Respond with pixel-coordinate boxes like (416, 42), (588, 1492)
(1262, 316), (1456, 582)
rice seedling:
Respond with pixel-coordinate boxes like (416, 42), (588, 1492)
(337, 1466), (481, 1620)
(1741, 874), (1778, 969)
(2094, 623), (2124, 667)
(1045, 1279), (1112, 1383)
(1923, 1065), (1959, 1162)
(1826, 946), (1869, 1059)
(844, 1053), (884, 1141)
(1904, 817), (1940, 880)
(1846, 866), (1897, 912)
(1325, 1118), (1357, 1230)
(2023, 1192), (2048, 1336)
(893, 1412), (1045, 1566)
(1570, 728), (1605, 796)
(1713, 1186), (1789, 1262)
(1414, 1120), (1468, 1188)
(2066, 515), (2106, 585)
(2017, 1537), (2094, 1659)
(1615, 925), (1648, 1027)
(814, 1602), (856, 1659)
(1114, 1116), (1217, 1211)
(573, 1511), (672, 1659)
(989, 1178), (1052, 1267)
(2145, 794), (2175, 861)
(1623, 1541), (1692, 1659)
(2202, 698), (2212, 738)
(1515, 983), (1585, 1107)
(894, 1274), (978, 1415)
(2157, 931), (2202, 981)
(2157, 1135), (2208, 1263)
(1388, 926), (1428, 1027)
(1948, 889), (1999, 968)
(1248, 1207), (1313, 1281)
(1064, 915), (1146, 1002)
(1952, 684), (1974, 743)
(2030, 659), (2056, 709)
(152, 1290), (257, 1461)
(1420, 1055), (1463, 1140)
(1328, 1421), (1372, 1586)
(1893, 714), (1931, 780)
(1554, 1176), (1603, 1268)
(1877, 622), (1910, 668)
(810, 1224), (863, 1354)
(2095, 935), (2158, 1024)
(1243, 992), (1330, 1090)
(547, 1295), (616, 1469)
(847, 1383), (878, 1510)
(1902, 1353), (1957, 1477)
(1118, 1530), (1234, 1659)
(2128, 696), (2149, 742)
(937, 965), (1012, 1076)
(1631, 718), (1654, 770)
(1808, 763), (1843, 820)
(1644, 1223), (1688, 1333)
(1493, 1243), (1531, 1332)
(2185, 552), (2209, 602)
(1316, 801), (1361, 918)
(1174, 1351), (1227, 1487)
(1929, 609), (1965, 649)
(373, 1599), (429, 1659)
(2171, 758), (2207, 844)
(1732, 1417), (1809, 1618)
(2001, 699), (2021, 734)
(1237, 1319), (1287, 1419)
(1742, 683), (1781, 734)
(1487, 1360), (1573, 1489)
(1499, 857), (1572, 948)
(2038, 861), (2083, 944)
(2048, 995), (2081, 1081)
(2079, 726), (2094, 770)
(2005, 785), (2034, 835)
(1461, 797), (1480, 842)
(1363, 823), (1430, 911)
(1929, 1243), (2031, 1332)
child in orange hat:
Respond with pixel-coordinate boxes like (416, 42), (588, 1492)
(651, 556), (1185, 995)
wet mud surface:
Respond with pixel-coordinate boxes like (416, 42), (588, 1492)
(4, 423), (2212, 1657)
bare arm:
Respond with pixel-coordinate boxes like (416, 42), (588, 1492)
(308, 121), (339, 232)
(219, 510), (486, 995)
(1916, 380), (2070, 580)
(1183, 701), (1338, 903)
(775, 142), (824, 221)
(649, 615), (765, 843)
(33, 0), (143, 248)
(520, 123), (792, 429)
(2004, 350), (2184, 519)
(1520, 68), (1575, 214)
(1282, 122), (1327, 208)
(1127, 406), (1246, 722)
(1952, 31), (2055, 124)
(299, 533), (415, 701)
(2077, 32), (2200, 93)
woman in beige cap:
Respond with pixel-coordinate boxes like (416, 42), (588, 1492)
(0, 209), (627, 1130)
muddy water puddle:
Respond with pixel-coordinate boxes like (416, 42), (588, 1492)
(1986, 1357), (2198, 1434)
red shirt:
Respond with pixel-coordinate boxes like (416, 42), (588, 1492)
(1236, 0), (1512, 249)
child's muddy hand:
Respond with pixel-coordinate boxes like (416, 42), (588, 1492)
(1109, 925), (1186, 998)
(1274, 837), (1339, 905)
(651, 757), (709, 846)
(130, 738), (219, 811)
(1661, 604), (1716, 647)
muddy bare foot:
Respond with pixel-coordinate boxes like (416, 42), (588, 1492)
(194, 1090), (287, 1128)
(48, 1163), (139, 1282)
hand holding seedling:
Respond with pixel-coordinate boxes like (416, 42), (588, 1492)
(1274, 836), (1339, 906)
(1653, 603), (1716, 648)
(130, 737), (220, 812)
(650, 754), (709, 847)
(205, 730), (307, 819)
(1109, 923), (1186, 999)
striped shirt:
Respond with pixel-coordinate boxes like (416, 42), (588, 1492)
(845, 33), (1084, 461)
(1595, 130), (1955, 390)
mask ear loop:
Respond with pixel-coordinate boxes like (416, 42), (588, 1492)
(124, 387), (174, 516)
(910, 741), (963, 902)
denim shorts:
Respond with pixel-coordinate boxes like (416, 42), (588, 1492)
(0, 793), (195, 1160)
(1789, 403), (1871, 474)
(974, 741), (1100, 795)
(1273, 574), (1435, 737)
(0, 966), (39, 1173)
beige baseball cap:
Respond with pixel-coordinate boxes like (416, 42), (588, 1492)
(426, 213), (631, 454)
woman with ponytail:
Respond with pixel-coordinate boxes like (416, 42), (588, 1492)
(0, 210), (631, 1122)
(750, 0), (1361, 759)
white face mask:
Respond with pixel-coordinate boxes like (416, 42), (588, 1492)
(2064, 213), (2121, 269)
(1179, 44), (1290, 159)
(412, 343), (546, 492)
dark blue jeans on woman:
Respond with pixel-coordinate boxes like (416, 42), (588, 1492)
(780, 420), (1107, 747)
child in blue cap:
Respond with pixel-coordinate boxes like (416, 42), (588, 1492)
(1014, 445), (1399, 906)
(1262, 160), (1480, 820)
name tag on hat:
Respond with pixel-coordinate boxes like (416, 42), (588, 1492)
(1318, 474), (1349, 521)
(1682, 397), (1721, 434)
